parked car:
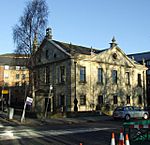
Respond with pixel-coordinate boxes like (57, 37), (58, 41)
(113, 106), (149, 121)
(144, 106), (150, 114)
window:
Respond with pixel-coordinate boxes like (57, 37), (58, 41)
(147, 70), (150, 75)
(80, 95), (86, 105)
(127, 96), (130, 104)
(16, 66), (20, 70)
(59, 95), (65, 106)
(80, 66), (86, 82)
(146, 60), (150, 66)
(112, 70), (117, 84)
(15, 82), (19, 86)
(138, 95), (142, 105)
(60, 66), (65, 83)
(45, 66), (50, 84)
(98, 95), (103, 104)
(138, 74), (142, 86)
(113, 95), (118, 104)
(98, 68), (103, 84)
(46, 50), (49, 59)
(22, 74), (26, 80)
(56, 66), (65, 83)
(4, 74), (9, 78)
(4, 65), (9, 70)
(21, 66), (26, 70)
(16, 74), (20, 79)
(125, 72), (130, 85)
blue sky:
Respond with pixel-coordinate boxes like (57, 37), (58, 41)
(0, 0), (150, 54)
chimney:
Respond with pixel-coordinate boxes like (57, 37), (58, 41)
(45, 27), (52, 39)
(109, 36), (117, 48)
(32, 32), (38, 53)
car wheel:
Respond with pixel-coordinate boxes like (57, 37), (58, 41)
(143, 113), (148, 120)
(125, 114), (130, 121)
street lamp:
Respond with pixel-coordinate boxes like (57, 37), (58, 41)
(74, 61), (78, 112)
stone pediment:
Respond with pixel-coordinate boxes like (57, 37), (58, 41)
(91, 46), (135, 67)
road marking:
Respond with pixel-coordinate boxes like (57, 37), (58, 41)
(0, 127), (115, 141)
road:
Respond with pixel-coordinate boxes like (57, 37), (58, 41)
(0, 118), (149, 145)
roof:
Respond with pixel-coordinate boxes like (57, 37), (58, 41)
(53, 40), (106, 55)
(0, 53), (28, 66)
(128, 51), (150, 62)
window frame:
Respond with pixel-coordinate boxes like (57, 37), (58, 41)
(112, 70), (117, 84)
(113, 95), (118, 104)
(98, 68), (103, 84)
(80, 66), (86, 82)
(80, 95), (86, 105)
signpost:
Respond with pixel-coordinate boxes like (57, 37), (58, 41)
(21, 97), (33, 122)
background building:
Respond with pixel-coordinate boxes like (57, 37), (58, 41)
(32, 29), (147, 117)
(128, 52), (150, 106)
(0, 53), (29, 110)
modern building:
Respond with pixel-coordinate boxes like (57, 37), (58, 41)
(0, 53), (29, 109)
(128, 52), (150, 106)
(32, 28), (147, 116)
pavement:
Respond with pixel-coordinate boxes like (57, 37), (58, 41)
(0, 110), (113, 126)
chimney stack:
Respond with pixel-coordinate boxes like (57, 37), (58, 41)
(46, 27), (52, 39)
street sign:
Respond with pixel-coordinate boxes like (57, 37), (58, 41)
(21, 97), (33, 122)
(26, 97), (33, 105)
(2, 90), (8, 94)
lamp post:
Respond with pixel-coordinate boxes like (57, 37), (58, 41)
(74, 61), (78, 112)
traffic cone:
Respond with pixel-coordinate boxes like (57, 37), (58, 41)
(125, 134), (130, 145)
(110, 132), (115, 145)
(118, 129), (124, 145)
(80, 143), (83, 145)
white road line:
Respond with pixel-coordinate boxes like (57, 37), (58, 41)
(0, 127), (115, 141)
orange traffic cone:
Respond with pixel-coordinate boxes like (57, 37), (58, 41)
(118, 129), (124, 145)
(110, 132), (115, 145)
(80, 143), (83, 145)
(125, 134), (130, 145)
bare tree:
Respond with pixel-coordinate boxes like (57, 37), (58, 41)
(12, 0), (49, 111)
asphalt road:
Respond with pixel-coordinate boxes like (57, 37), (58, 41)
(0, 118), (149, 145)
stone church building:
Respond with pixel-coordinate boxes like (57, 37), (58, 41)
(32, 28), (147, 116)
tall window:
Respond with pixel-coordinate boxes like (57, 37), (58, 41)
(98, 68), (103, 84)
(98, 95), (103, 104)
(146, 60), (150, 66)
(127, 96), (130, 104)
(59, 95), (65, 106)
(80, 66), (86, 82)
(60, 66), (65, 83)
(113, 95), (118, 104)
(45, 66), (50, 84)
(138, 95), (142, 105)
(125, 72), (130, 85)
(56, 66), (65, 83)
(138, 74), (142, 86)
(46, 50), (49, 59)
(112, 70), (117, 84)
(22, 74), (26, 80)
(16, 74), (20, 79)
(80, 95), (86, 105)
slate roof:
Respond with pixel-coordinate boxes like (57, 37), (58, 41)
(53, 40), (106, 55)
(128, 51), (150, 62)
